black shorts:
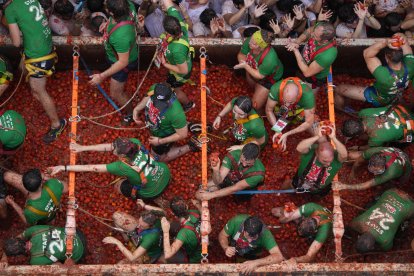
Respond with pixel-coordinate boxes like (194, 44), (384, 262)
(119, 179), (163, 200)
(166, 72), (191, 88)
(151, 142), (173, 156)
(257, 78), (273, 90)
(26, 56), (56, 78)
(110, 59), (138, 82)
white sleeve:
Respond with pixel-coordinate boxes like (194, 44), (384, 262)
(193, 22), (209, 37)
(335, 23), (353, 38)
(222, 0), (235, 16)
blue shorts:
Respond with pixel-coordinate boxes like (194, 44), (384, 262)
(363, 86), (381, 107)
(109, 59), (138, 83)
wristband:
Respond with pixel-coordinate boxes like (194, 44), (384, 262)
(65, 165), (67, 172)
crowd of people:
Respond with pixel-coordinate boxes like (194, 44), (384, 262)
(1, 0), (414, 272)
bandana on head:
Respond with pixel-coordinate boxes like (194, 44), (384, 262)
(252, 30), (268, 49)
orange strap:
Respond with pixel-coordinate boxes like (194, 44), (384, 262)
(393, 105), (414, 139)
(200, 53), (209, 262)
(279, 77), (303, 104)
(65, 51), (80, 257)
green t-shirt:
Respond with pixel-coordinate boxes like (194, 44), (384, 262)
(137, 220), (162, 258)
(302, 40), (337, 81)
(23, 226), (84, 265)
(372, 55), (414, 105)
(358, 106), (414, 146)
(230, 98), (267, 146)
(241, 38), (284, 82)
(296, 144), (342, 193)
(350, 189), (414, 251)
(269, 79), (315, 110)
(145, 95), (187, 138)
(224, 214), (277, 258)
(104, 2), (138, 63)
(363, 147), (410, 186)
(222, 149), (265, 188)
(162, 7), (192, 77)
(176, 210), (201, 263)
(299, 203), (332, 243)
(0, 110), (27, 149)
(24, 179), (64, 225)
(5, 0), (52, 58)
(106, 138), (171, 198)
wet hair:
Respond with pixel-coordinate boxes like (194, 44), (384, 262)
(234, 96), (253, 114)
(337, 3), (357, 24)
(243, 26), (260, 38)
(163, 15), (181, 37)
(243, 216), (263, 237)
(259, 10), (277, 32)
(232, 0), (244, 8)
(384, 12), (402, 29)
(54, 0), (74, 20)
(4, 238), (26, 256)
(170, 196), (188, 218)
(241, 143), (260, 161)
(369, 153), (387, 168)
(87, 0), (104, 13)
(199, 8), (217, 27)
(384, 48), (404, 64)
(90, 15), (106, 33)
(317, 22), (335, 41)
(22, 169), (42, 192)
(113, 138), (139, 161)
(106, 0), (129, 21)
(297, 217), (318, 238)
(141, 210), (164, 227)
(39, 0), (52, 11)
(119, 180), (134, 198)
(341, 119), (364, 138)
(276, 0), (301, 13)
(356, 232), (376, 253)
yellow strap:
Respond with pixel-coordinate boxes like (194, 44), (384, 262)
(236, 113), (260, 125)
(26, 205), (49, 216)
(24, 52), (57, 64)
(44, 185), (59, 206)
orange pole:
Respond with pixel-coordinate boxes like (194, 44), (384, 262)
(199, 48), (210, 263)
(65, 48), (80, 258)
(326, 67), (344, 262)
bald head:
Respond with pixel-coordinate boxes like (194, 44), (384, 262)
(316, 142), (334, 166)
(282, 83), (299, 106)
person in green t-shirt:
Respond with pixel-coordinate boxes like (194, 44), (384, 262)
(235, 29), (284, 112)
(282, 124), (347, 194)
(157, 0), (194, 112)
(286, 19), (337, 90)
(5, 0), (66, 144)
(2, 168), (67, 225)
(102, 200), (165, 264)
(341, 104), (414, 148)
(213, 96), (267, 149)
(271, 202), (332, 263)
(0, 110), (27, 152)
(218, 214), (285, 274)
(266, 77), (316, 151)
(161, 197), (205, 264)
(0, 56), (13, 98)
(334, 147), (411, 191)
(3, 226), (86, 265)
(335, 33), (414, 110)
(196, 143), (265, 201)
(349, 189), (414, 252)
(47, 137), (171, 200)
(133, 83), (202, 162)
(89, 0), (142, 124)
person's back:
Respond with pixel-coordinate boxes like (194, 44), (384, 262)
(5, 0), (52, 58)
